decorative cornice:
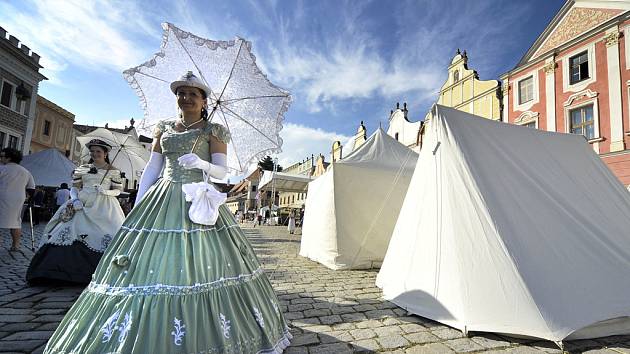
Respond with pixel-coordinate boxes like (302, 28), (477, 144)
(543, 61), (557, 74)
(0, 50), (46, 84)
(603, 31), (622, 47)
(504, 9), (630, 79)
(534, 8), (622, 59)
(515, 111), (539, 124)
(563, 88), (598, 106)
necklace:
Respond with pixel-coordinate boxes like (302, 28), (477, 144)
(178, 117), (204, 130)
(92, 162), (108, 169)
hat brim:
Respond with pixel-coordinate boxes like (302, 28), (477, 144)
(86, 143), (112, 152)
(170, 81), (210, 98)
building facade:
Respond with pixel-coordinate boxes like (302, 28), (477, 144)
(31, 96), (75, 156)
(500, 0), (630, 187)
(279, 155), (318, 210)
(386, 102), (423, 152)
(438, 50), (502, 120)
(0, 26), (46, 154)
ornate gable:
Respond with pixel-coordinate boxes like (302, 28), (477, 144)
(531, 7), (623, 61)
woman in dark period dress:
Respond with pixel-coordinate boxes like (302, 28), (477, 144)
(27, 139), (125, 284)
(44, 72), (291, 353)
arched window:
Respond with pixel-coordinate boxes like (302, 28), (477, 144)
(453, 70), (459, 82)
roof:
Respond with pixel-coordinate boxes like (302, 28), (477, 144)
(37, 95), (74, 120)
(138, 135), (153, 143)
(509, 0), (629, 73)
(74, 124), (135, 135)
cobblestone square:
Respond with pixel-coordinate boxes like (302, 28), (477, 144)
(1, 224), (630, 353)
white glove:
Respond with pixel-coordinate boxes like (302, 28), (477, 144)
(96, 185), (121, 197)
(72, 199), (84, 210)
(135, 151), (164, 205)
(177, 153), (227, 179)
(70, 187), (83, 210)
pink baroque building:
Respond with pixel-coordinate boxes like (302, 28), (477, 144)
(500, 0), (630, 187)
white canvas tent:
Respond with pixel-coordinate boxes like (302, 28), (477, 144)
(376, 105), (630, 343)
(300, 128), (418, 270)
(259, 171), (312, 193)
(21, 149), (76, 187)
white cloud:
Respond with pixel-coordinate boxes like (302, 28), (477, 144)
(257, 0), (530, 114)
(260, 5), (445, 113)
(276, 123), (352, 168)
(0, 0), (157, 84)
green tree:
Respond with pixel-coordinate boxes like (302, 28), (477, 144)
(258, 156), (283, 172)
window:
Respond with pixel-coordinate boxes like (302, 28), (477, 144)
(1, 81), (13, 107)
(569, 51), (589, 85)
(394, 133), (399, 141)
(44, 120), (51, 136)
(8, 135), (18, 149)
(518, 76), (534, 105)
(251, 185), (256, 192)
(453, 70), (459, 82)
(523, 121), (536, 129)
(0, 132), (5, 148)
(570, 105), (595, 139)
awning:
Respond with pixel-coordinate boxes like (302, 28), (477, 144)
(258, 171), (312, 192)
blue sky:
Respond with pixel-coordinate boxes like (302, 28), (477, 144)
(1, 0), (564, 167)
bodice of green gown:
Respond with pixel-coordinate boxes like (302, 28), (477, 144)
(157, 121), (230, 183)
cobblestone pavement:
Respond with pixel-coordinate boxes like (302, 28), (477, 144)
(1, 223), (630, 353)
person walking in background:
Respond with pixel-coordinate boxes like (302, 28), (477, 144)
(54, 183), (71, 208)
(0, 148), (35, 251)
(31, 186), (45, 225)
(287, 209), (296, 234)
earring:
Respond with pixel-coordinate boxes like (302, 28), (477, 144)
(201, 107), (208, 120)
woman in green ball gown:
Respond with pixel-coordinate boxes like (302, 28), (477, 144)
(44, 72), (292, 353)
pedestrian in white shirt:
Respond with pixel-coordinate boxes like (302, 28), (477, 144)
(55, 183), (71, 207)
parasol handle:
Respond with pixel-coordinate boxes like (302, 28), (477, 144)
(99, 135), (130, 185)
(189, 104), (218, 154)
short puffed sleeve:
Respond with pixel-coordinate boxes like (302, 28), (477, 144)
(207, 123), (231, 144)
(153, 120), (169, 138)
(108, 169), (124, 190)
(72, 165), (91, 186)
(108, 169), (122, 182)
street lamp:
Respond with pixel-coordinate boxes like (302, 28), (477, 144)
(270, 157), (278, 223)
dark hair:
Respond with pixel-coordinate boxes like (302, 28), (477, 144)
(87, 145), (111, 164)
(1, 147), (22, 164)
(60, 183), (69, 189)
(176, 87), (209, 121)
(175, 86), (207, 100)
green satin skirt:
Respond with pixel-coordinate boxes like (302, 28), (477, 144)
(44, 178), (291, 353)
